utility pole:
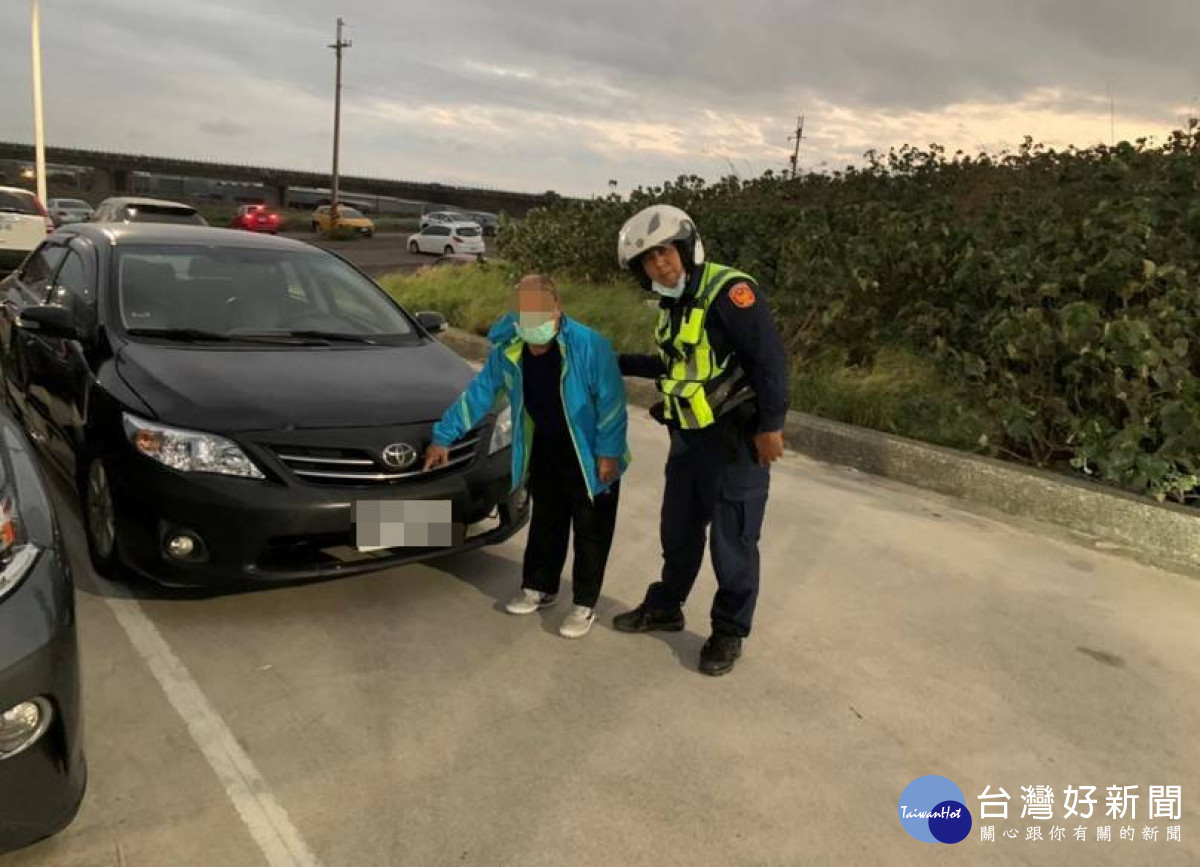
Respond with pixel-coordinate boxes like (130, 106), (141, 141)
(329, 18), (351, 223)
(787, 114), (805, 179)
(30, 0), (47, 204)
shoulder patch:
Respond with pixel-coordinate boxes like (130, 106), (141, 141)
(728, 283), (756, 309)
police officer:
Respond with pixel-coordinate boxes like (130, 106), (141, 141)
(612, 205), (788, 676)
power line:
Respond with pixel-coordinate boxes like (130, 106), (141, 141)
(328, 18), (352, 219)
(787, 114), (805, 179)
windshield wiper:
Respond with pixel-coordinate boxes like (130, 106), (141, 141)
(126, 328), (232, 342)
(266, 330), (379, 345)
(126, 328), (325, 346)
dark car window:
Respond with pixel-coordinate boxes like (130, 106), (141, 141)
(0, 190), (39, 215)
(113, 245), (414, 340)
(48, 250), (91, 314)
(19, 244), (66, 297)
(426, 226), (451, 237)
(455, 226), (481, 237)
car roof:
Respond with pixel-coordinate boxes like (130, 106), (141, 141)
(0, 185), (37, 197)
(53, 222), (316, 252)
(97, 196), (196, 210)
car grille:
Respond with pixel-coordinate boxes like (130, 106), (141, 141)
(269, 434), (481, 486)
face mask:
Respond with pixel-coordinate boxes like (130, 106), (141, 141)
(651, 275), (687, 299)
(516, 314), (558, 346)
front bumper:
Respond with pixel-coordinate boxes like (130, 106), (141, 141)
(0, 549), (85, 854)
(108, 442), (529, 588)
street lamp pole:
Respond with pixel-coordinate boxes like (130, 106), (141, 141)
(30, 0), (47, 204)
(328, 18), (351, 223)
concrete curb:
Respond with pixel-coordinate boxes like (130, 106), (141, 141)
(437, 327), (1200, 578)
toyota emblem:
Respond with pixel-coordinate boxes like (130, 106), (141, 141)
(380, 442), (418, 470)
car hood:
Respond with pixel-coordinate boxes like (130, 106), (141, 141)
(115, 339), (475, 432)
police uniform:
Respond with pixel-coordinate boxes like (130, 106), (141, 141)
(619, 260), (789, 639)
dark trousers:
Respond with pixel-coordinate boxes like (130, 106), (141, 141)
(644, 425), (770, 637)
(522, 436), (620, 608)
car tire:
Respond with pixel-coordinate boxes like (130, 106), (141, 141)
(311, 222), (319, 233)
(409, 241), (420, 254)
(444, 245), (454, 255)
(81, 456), (123, 579)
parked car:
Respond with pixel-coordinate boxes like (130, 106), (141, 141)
(0, 224), (528, 589)
(419, 211), (470, 230)
(467, 212), (499, 236)
(0, 406), (85, 853)
(407, 222), (485, 256)
(229, 204), (281, 234)
(0, 187), (52, 274)
(91, 197), (207, 227)
(311, 205), (373, 237)
(46, 198), (94, 227)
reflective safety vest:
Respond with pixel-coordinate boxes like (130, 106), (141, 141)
(655, 262), (756, 429)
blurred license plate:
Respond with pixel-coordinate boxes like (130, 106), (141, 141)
(353, 500), (453, 551)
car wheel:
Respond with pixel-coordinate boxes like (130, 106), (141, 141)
(311, 222), (319, 233)
(82, 456), (121, 578)
(444, 245), (454, 255)
(409, 241), (420, 254)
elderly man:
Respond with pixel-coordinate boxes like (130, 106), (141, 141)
(424, 275), (629, 639)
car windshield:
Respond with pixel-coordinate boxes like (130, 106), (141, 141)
(122, 205), (205, 226)
(0, 191), (39, 215)
(114, 244), (415, 342)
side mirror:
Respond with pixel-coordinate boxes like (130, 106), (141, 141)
(17, 304), (78, 340)
(416, 311), (448, 334)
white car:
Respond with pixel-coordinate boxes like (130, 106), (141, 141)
(47, 197), (94, 226)
(407, 222), (485, 256)
(91, 196), (207, 226)
(419, 211), (470, 230)
(0, 186), (52, 273)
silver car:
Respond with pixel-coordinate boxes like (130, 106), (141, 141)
(47, 198), (94, 227)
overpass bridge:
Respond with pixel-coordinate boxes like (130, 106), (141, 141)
(0, 141), (559, 216)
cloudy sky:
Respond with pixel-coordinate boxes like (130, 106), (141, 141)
(1, 0), (1197, 196)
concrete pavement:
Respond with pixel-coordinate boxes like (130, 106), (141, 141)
(6, 409), (1199, 866)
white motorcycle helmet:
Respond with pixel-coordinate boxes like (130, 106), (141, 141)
(617, 204), (706, 290)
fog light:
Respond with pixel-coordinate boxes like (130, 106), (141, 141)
(167, 534), (197, 559)
(0, 698), (52, 759)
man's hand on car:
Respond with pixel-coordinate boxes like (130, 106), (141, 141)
(423, 444), (451, 471)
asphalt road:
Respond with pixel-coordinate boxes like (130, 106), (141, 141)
(284, 231), (495, 279)
(7, 406), (1200, 867)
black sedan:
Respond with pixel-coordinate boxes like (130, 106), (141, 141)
(0, 224), (528, 588)
(0, 407), (84, 852)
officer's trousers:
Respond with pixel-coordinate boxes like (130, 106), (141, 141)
(644, 424), (770, 637)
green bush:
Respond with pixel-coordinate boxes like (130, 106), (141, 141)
(499, 129), (1200, 502)
(379, 263), (658, 353)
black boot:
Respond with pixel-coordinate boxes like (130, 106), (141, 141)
(699, 634), (743, 676)
(612, 604), (685, 633)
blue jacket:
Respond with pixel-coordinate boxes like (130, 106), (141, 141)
(431, 313), (630, 499)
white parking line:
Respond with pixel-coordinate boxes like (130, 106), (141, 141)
(105, 596), (324, 867)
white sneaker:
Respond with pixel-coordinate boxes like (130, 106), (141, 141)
(559, 605), (595, 639)
(505, 588), (557, 615)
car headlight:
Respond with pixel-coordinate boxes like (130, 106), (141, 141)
(0, 495), (39, 602)
(488, 405), (513, 455)
(0, 697), (53, 759)
(122, 413), (264, 479)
